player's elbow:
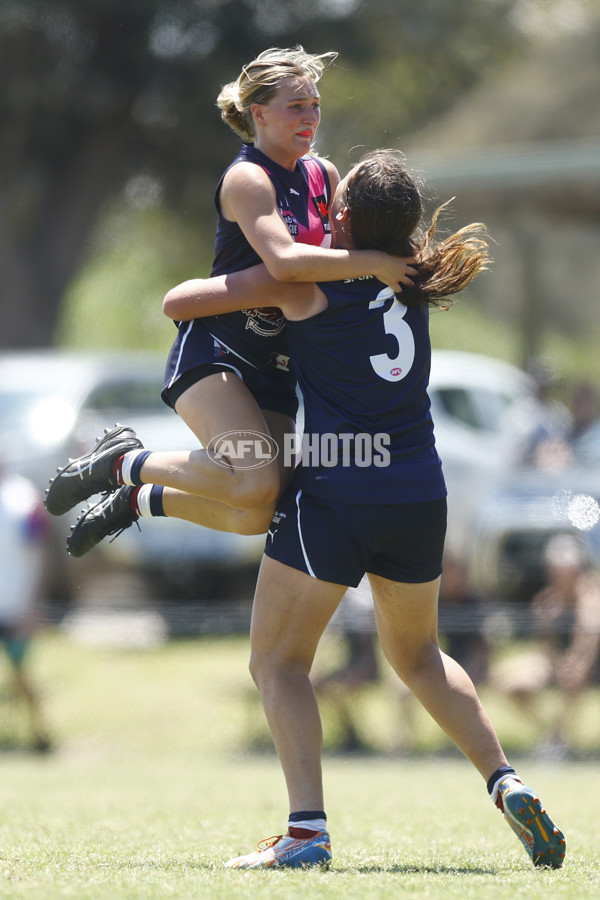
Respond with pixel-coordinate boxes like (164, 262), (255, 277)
(264, 252), (303, 283)
(163, 289), (183, 320)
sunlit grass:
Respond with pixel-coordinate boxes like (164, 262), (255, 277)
(0, 630), (597, 898)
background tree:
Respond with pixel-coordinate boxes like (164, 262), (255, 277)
(0, 0), (521, 348)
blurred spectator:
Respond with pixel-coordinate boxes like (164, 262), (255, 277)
(438, 554), (490, 685)
(568, 381), (600, 464)
(313, 578), (380, 752)
(493, 533), (600, 758)
(568, 381), (599, 443)
(0, 453), (53, 752)
(505, 357), (572, 469)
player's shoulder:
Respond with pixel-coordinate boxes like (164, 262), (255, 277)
(223, 158), (273, 187)
(221, 159), (276, 211)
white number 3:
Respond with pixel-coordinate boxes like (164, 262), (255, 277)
(369, 287), (415, 382)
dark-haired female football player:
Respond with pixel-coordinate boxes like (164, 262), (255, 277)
(160, 149), (565, 871)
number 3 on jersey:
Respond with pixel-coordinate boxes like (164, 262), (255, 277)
(369, 287), (415, 382)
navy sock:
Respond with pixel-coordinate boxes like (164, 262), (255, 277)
(149, 484), (166, 516)
(133, 485), (166, 518)
(130, 450), (151, 485)
(487, 765), (517, 796)
(288, 810), (326, 822)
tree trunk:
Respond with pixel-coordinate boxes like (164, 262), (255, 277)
(0, 122), (130, 349)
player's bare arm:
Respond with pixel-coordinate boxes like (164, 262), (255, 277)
(163, 265), (323, 322)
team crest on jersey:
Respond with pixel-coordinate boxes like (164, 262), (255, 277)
(312, 194), (331, 233)
(242, 306), (285, 337)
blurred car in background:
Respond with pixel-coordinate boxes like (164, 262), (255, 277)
(460, 372), (600, 605)
(428, 350), (534, 558)
(429, 350), (532, 474)
(0, 349), (535, 607)
(468, 452), (600, 605)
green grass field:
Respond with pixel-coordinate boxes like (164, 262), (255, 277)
(0, 630), (598, 899)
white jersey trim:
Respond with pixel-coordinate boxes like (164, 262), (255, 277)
(295, 489), (316, 578)
(208, 332), (259, 370)
(167, 320), (193, 389)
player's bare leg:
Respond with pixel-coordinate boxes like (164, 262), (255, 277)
(368, 571), (565, 868)
(142, 372), (286, 510)
(64, 377), (298, 554)
(161, 487), (273, 534)
(147, 403), (297, 532)
(368, 571), (507, 777)
(249, 556), (346, 811)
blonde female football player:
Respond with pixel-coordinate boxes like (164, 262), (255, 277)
(45, 47), (415, 552)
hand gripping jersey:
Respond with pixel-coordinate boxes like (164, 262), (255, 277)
(169, 145), (332, 386)
(286, 276), (447, 505)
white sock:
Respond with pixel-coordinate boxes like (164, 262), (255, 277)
(490, 774), (522, 806)
(135, 484), (154, 518)
(120, 450), (148, 486)
(288, 818), (327, 834)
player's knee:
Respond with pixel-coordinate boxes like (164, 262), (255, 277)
(248, 648), (284, 690)
(229, 505), (275, 535)
(248, 649), (267, 688)
(389, 640), (440, 685)
(230, 470), (280, 511)
(249, 652), (309, 693)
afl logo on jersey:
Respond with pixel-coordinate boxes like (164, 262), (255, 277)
(242, 306), (285, 338)
(390, 367), (402, 377)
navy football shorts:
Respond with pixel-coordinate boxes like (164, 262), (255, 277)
(161, 320), (298, 419)
(264, 487), (447, 586)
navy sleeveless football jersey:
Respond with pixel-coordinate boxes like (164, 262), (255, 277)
(286, 276), (447, 504)
(169, 145), (332, 384)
